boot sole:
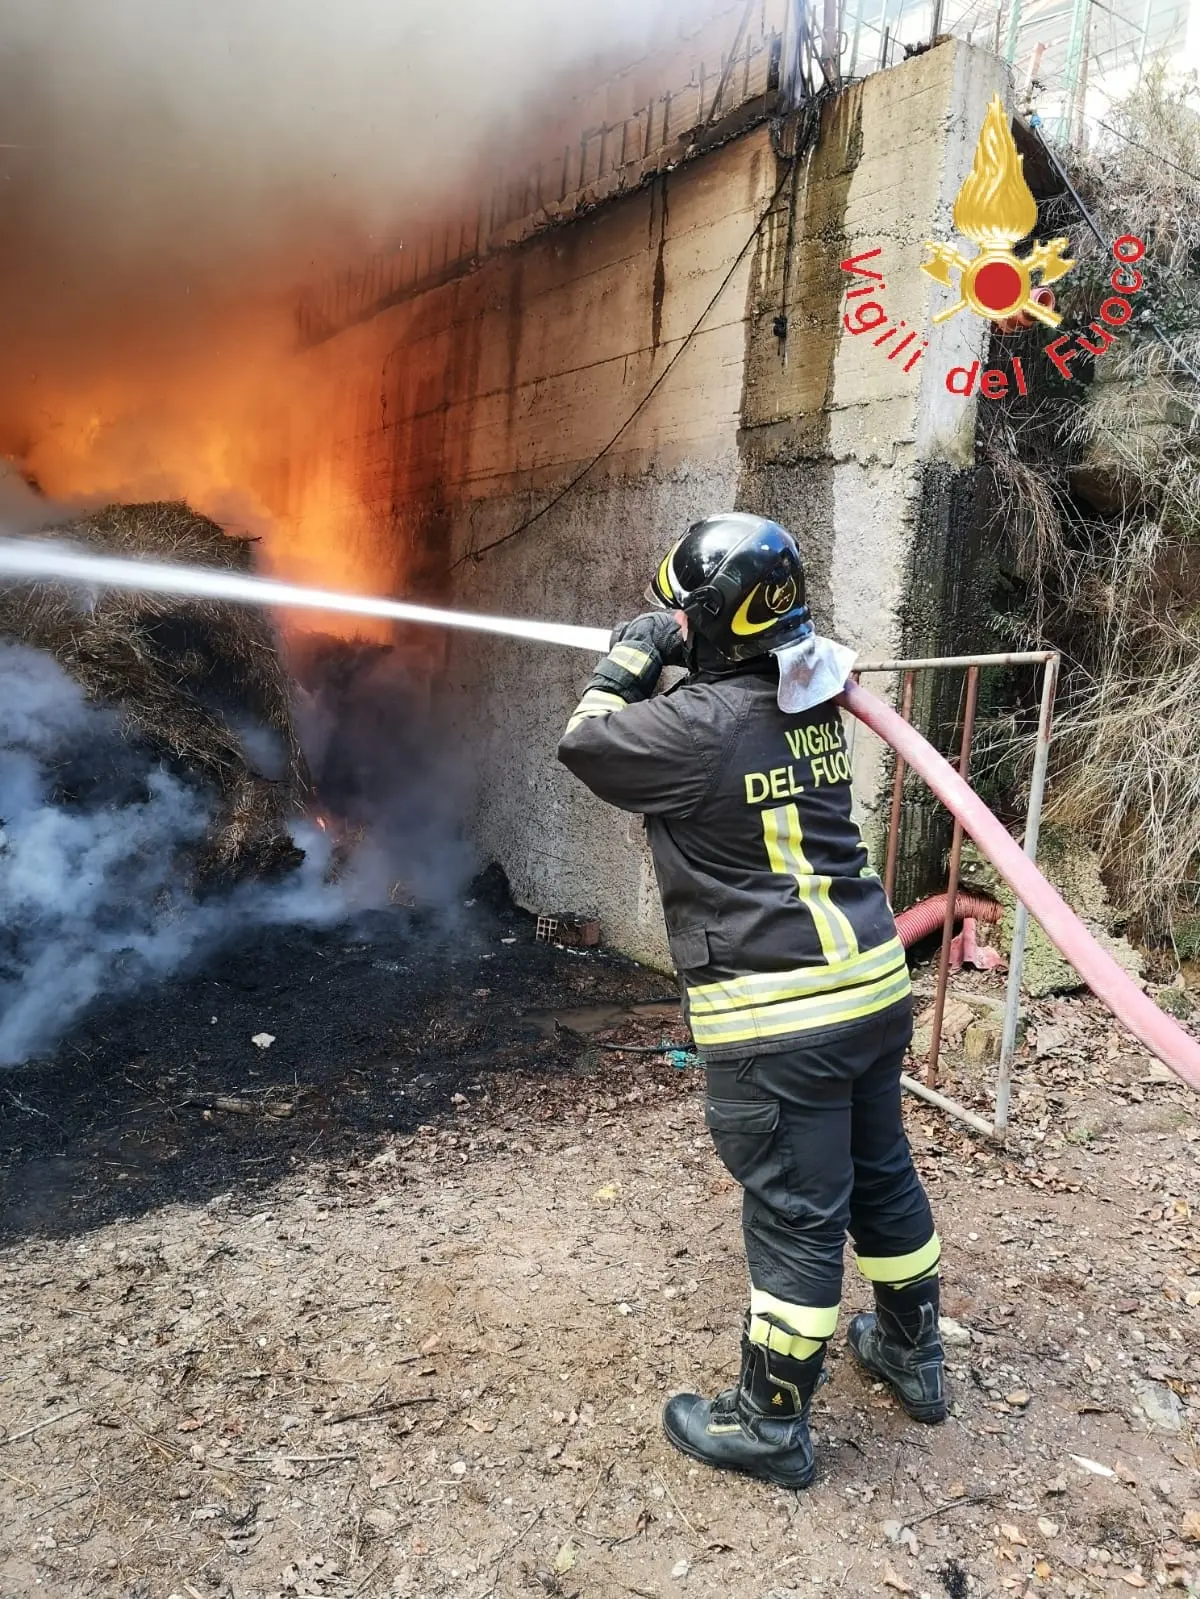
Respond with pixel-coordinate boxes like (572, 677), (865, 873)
(660, 1418), (815, 1490)
(847, 1343), (947, 1425)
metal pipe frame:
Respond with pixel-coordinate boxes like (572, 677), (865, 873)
(859, 650), (1055, 671)
(925, 665), (980, 1089)
(882, 669), (915, 904)
(855, 650), (1061, 1141)
(900, 1072), (996, 1139)
(993, 654), (1059, 1138)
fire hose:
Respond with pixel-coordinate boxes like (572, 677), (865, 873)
(1, 538), (1196, 1095)
(839, 680), (1200, 1095)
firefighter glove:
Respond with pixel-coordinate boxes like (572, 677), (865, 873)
(588, 611), (686, 704)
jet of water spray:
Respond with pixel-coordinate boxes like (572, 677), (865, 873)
(0, 539), (612, 654)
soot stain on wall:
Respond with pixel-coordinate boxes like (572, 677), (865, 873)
(650, 173), (669, 352)
(734, 89), (867, 625)
(893, 454), (998, 906)
(380, 282), (488, 601)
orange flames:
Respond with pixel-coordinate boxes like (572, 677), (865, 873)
(1, 294), (398, 642)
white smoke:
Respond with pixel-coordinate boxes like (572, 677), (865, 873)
(0, 638), (469, 1067)
(1, 0), (704, 253)
(0, 0), (714, 386)
(1, 644), (203, 1063)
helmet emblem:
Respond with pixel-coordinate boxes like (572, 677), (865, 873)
(765, 577), (798, 616)
(730, 579), (799, 636)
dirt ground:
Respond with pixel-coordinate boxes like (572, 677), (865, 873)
(1, 897), (1198, 1599)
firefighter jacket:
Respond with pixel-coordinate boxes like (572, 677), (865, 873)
(557, 659), (910, 1061)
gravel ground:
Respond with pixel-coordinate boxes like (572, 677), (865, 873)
(1, 914), (1198, 1599)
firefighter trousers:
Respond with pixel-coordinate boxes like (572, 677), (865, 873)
(703, 999), (939, 1354)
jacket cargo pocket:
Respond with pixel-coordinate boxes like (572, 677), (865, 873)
(704, 1094), (787, 1199)
(667, 925), (709, 972)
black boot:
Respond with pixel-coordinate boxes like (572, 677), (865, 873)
(847, 1277), (946, 1423)
(661, 1323), (823, 1489)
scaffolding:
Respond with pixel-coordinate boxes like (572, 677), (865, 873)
(827, 0), (1191, 142)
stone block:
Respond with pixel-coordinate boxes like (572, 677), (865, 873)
(963, 1019), (1002, 1065)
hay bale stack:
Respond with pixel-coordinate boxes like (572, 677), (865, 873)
(0, 500), (311, 882)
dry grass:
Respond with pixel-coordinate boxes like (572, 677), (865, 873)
(1047, 616), (1200, 933)
(981, 72), (1200, 947)
(0, 500), (311, 880)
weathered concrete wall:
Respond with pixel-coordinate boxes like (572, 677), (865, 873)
(286, 40), (1010, 968)
(439, 139), (771, 966)
(739, 41), (1009, 862)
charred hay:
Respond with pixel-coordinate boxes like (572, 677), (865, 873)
(0, 499), (311, 881)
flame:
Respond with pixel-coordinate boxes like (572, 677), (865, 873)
(952, 94), (1038, 253)
(0, 295), (400, 642)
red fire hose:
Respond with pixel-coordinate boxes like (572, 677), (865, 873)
(894, 892), (1001, 948)
(839, 680), (1200, 1095)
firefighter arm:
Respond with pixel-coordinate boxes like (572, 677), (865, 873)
(557, 690), (712, 817)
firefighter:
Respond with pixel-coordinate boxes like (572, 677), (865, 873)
(556, 513), (945, 1489)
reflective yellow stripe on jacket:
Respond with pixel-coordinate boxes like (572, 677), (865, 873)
(688, 936), (908, 1017)
(686, 798), (910, 1047)
(687, 955), (910, 1047)
(761, 802), (860, 963)
(565, 688), (627, 734)
(607, 644), (653, 676)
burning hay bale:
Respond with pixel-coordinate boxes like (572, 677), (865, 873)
(0, 500), (310, 882)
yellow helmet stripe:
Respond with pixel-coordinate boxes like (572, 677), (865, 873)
(730, 584), (777, 637)
(655, 539), (683, 603)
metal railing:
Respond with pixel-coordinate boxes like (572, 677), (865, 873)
(852, 649), (1061, 1141)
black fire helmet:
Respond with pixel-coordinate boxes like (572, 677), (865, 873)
(647, 512), (813, 665)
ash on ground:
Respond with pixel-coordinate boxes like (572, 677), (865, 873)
(0, 865), (683, 1238)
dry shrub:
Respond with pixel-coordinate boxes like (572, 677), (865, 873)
(983, 69), (1200, 946)
(0, 500), (311, 881)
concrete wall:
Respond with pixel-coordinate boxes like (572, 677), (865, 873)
(286, 41), (1009, 969)
(739, 42), (1010, 865)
